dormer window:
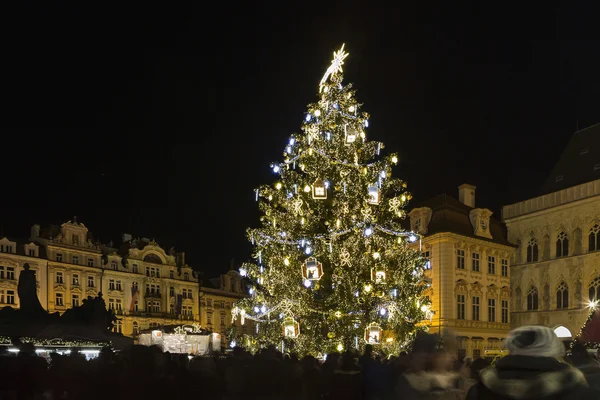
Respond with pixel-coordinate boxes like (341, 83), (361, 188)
(72, 234), (79, 246)
(414, 219), (421, 233)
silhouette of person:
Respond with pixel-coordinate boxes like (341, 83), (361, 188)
(17, 264), (46, 315)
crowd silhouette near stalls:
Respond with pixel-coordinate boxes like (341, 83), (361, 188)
(0, 326), (599, 400)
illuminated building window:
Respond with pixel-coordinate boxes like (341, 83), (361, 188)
(6, 291), (14, 305)
(72, 274), (79, 286)
(56, 253), (63, 262)
(456, 249), (465, 269)
(73, 256), (79, 265)
(56, 272), (64, 284)
(501, 300), (509, 323)
(488, 298), (496, 322)
(72, 294), (80, 307)
(472, 296), (480, 321)
(6, 268), (14, 281)
(109, 279), (115, 290)
(88, 258), (94, 267)
(501, 259), (508, 277)
(88, 276), (95, 288)
(456, 295), (465, 320)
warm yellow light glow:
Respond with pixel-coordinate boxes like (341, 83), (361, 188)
(336, 219), (341, 228)
(268, 195), (273, 201)
(360, 131), (365, 139)
(348, 105), (355, 112)
(373, 252), (380, 259)
(386, 337), (394, 343)
(319, 43), (349, 92)
(588, 300), (598, 309)
(314, 109), (321, 117)
(301, 217), (305, 225)
(284, 258), (290, 266)
(275, 182), (282, 190)
(401, 194), (406, 202)
(392, 156), (398, 164)
(364, 284), (372, 292)
(337, 343), (344, 351)
(335, 311), (342, 318)
(420, 304), (429, 312)
(304, 185), (311, 193)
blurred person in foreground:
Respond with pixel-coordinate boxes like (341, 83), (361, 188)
(466, 325), (596, 400)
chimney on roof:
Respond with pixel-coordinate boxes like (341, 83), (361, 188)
(31, 224), (40, 240)
(458, 184), (476, 208)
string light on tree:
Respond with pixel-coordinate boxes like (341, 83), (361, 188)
(232, 44), (429, 356)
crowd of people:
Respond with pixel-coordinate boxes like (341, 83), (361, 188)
(0, 325), (599, 400)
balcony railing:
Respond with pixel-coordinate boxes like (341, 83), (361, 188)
(144, 291), (162, 298)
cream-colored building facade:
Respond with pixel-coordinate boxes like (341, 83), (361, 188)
(30, 219), (200, 336)
(199, 270), (254, 349)
(502, 124), (600, 340)
(0, 236), (47, 310)
(409, 185), (514, 359)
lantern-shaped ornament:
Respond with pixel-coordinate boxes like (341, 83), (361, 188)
(303, 257), (323, 281)
(312, 179), (327, 199)
(345, 125), (358, 145)
(367, 185), (380, 204)
(365, 322), (382, 345)
(282, 317), (300, 338)
(371, 265), (386, 284)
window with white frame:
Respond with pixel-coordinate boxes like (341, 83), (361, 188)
(56, 253), (63, 262)
(132, 264), (138, 273)
(170, 286), (175, 297)
(556, 231), (569, 258)
(72, 255), (79, 265)
(423, 251), (431, 270)
(88, 276), (95, 288)
(116, 299), (122, 311)
(72, 274), (79, 286)
(56, 272), (64, 284)
(111, 260), (118, 270)
(72, 294), (80, 307)
(87, 258), (94, 267)
(109, 279), (115, 291)
(0, 266), (5, 279)
(184, 272), (189, 281)
(108, 298), (115, 310)
(6, 267), (15, 280)
(28, 249), (36, 257)
(0, 290), (4, 304)
(56, 293), (64, 306)
(7, 290), (15, 305)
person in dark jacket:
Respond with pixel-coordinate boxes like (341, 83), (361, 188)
(466, 325), (597, 400)
(569, 341), (600, 393)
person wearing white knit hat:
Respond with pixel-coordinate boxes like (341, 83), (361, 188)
(465, 325), (597, 400)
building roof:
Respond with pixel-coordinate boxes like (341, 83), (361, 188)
(541, 123), (600, 195)
(0, 236), (48, 259)
(411, 193), (513, 247)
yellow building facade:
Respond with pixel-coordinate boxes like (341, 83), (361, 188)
(408, 185), (514, 359)
(0, 236), (47, 310)
(30, 219), (200, 336)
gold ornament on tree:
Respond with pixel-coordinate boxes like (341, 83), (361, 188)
(371, 265), (387, 284)
(283, 317), (300, 338)
(365, 322), (382, 345)
(303, 257), (324, 281)
(339, 248), (351, 267)
(388, 197), (401, 215)
(367, 185), (380, 204)
(344, 124), (359, 145)
(312, 179), (327, 199)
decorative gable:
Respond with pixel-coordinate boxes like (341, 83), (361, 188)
(408, 207), (433, 235)
(469, 208), (493, 239)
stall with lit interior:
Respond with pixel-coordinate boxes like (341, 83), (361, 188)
(138, 324), (221, 355)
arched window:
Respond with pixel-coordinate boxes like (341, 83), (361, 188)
(132, 321), (139, 335)
(527, 286), (539, 311)
(589, 225), (600, 252)
(556, 281), (569, 309)
(527, 239), (539, 263)
(589, 276), (600, 302)
(556, 231), (569, 258)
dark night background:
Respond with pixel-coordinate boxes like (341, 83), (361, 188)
(1, 2), (599, 277)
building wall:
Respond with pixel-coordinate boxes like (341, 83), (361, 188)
(0, 238), (48, 310)
(503, 179), (600, 338)
(422, 233), (513, 359)
(200, 270), (253, 349)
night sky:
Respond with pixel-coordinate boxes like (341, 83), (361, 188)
(2, 3), (599, 277)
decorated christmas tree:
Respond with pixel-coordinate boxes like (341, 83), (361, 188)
(572, 301), (600, 348)
(232, 45), (430, 356)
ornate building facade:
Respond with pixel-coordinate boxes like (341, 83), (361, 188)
(0, 218), (251, 343)
(0, 236), (47, 311)
(502, 123), (600, 340)
(30, 219), (201, 337)
(408, 184), (514, 359)
(199, 270), (253, 349)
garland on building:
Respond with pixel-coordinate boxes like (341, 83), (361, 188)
(231, 44), (430, 356)
(0, 336), (110, 348)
